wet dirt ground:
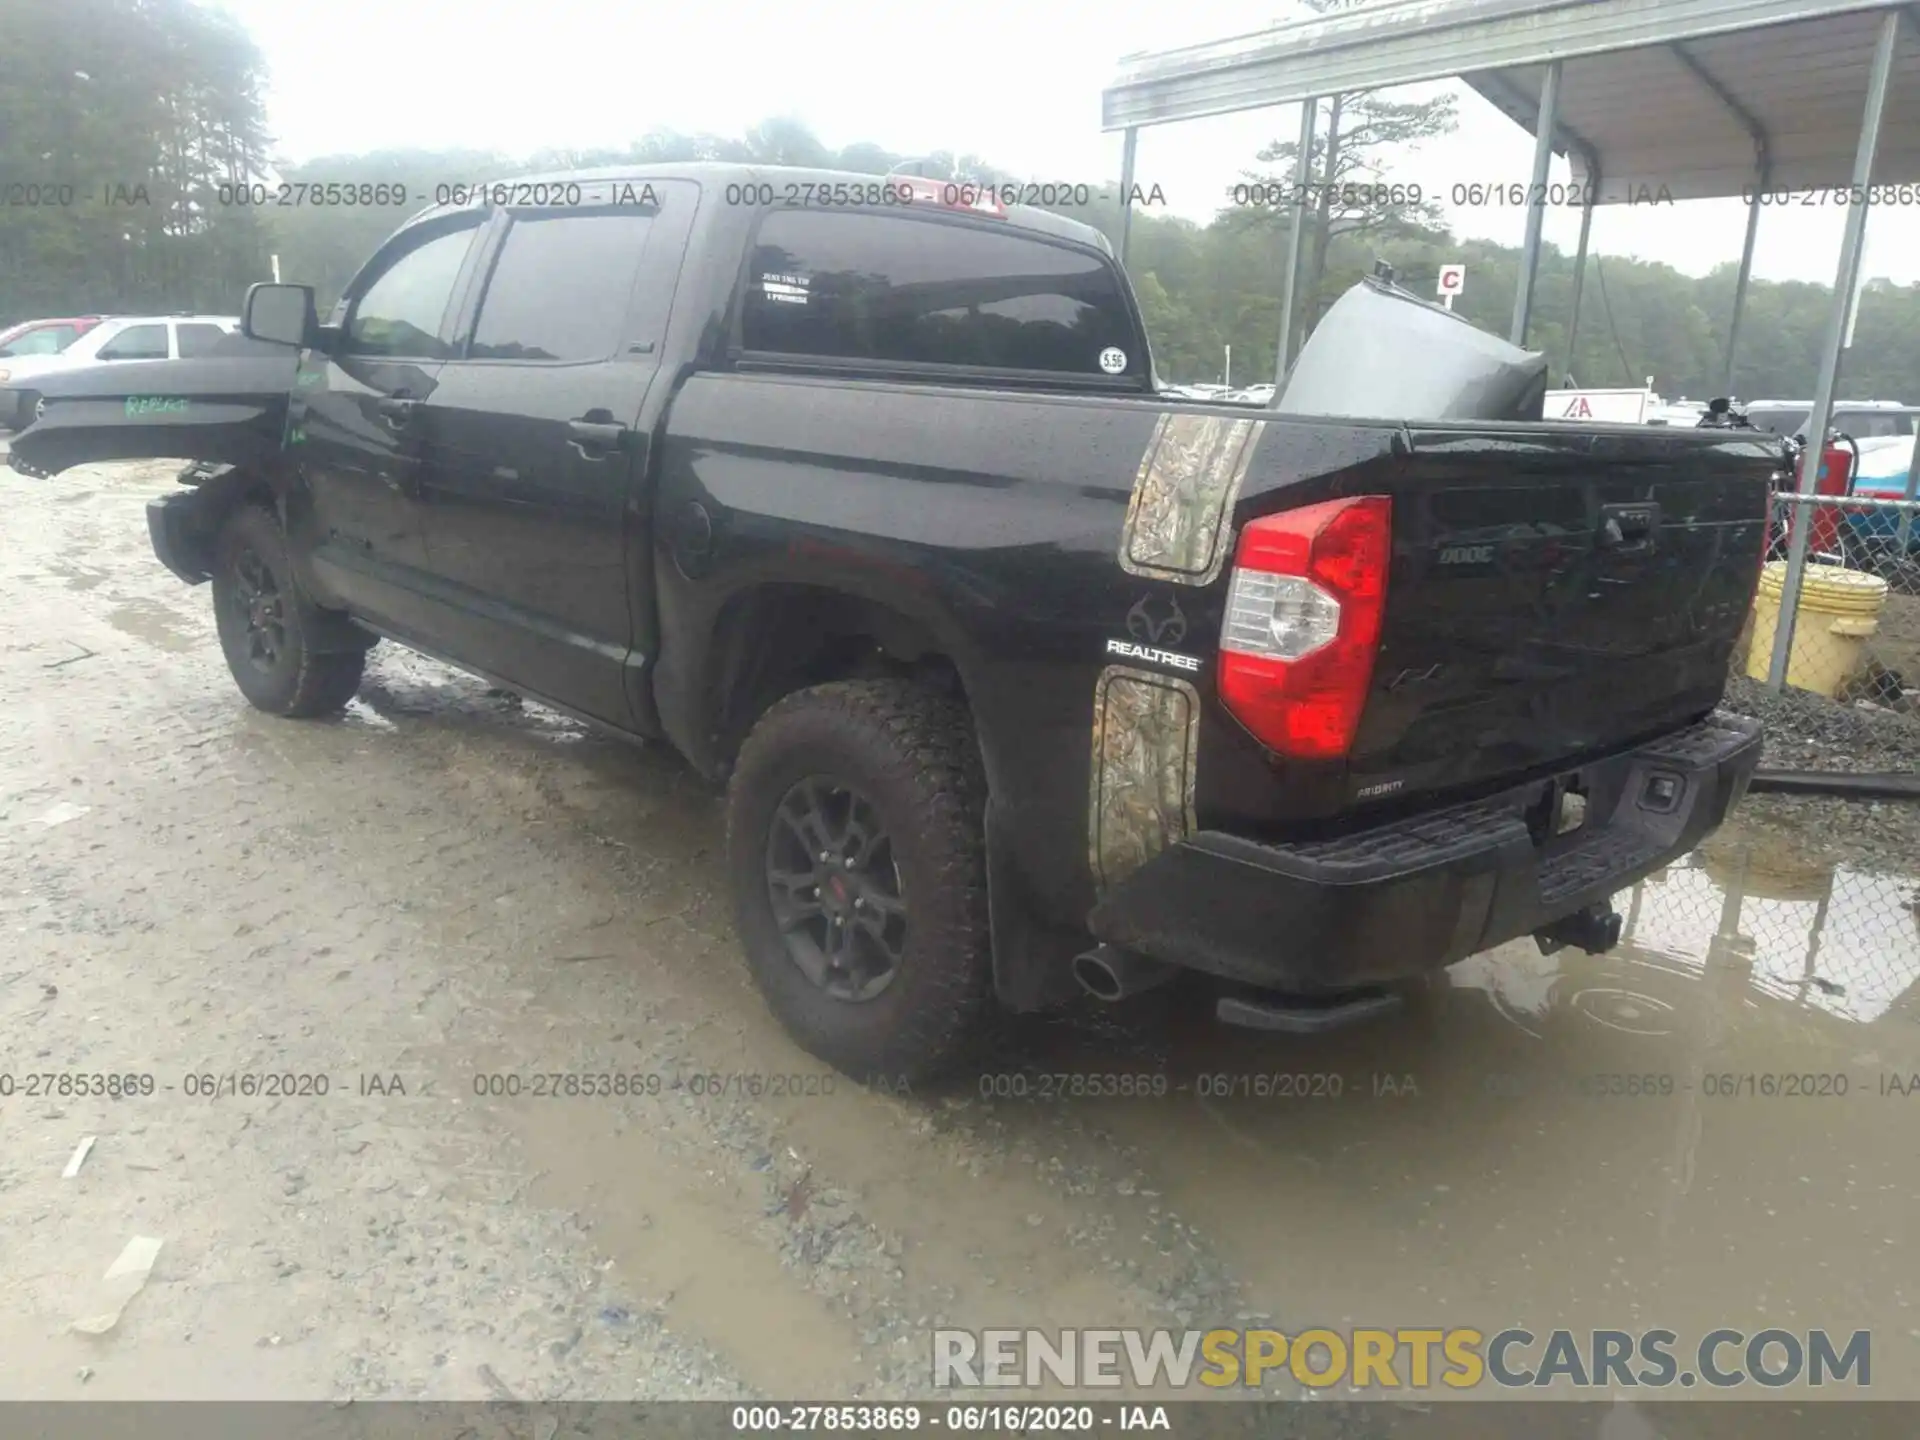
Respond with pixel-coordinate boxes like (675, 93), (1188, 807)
(2, 455), (1916, 1430)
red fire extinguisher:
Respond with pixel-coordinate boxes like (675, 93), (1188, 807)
(1807, 439), (1855, 560)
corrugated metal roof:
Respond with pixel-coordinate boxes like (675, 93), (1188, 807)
(1104, 0), (1919, 202)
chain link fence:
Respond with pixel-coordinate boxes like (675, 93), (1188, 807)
(1618, 841), (1920, 1032)
(1700, 491), (1920, 1031)
(1744, 490), (1920, 712)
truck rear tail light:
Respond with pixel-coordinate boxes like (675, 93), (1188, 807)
(1217, 495), (1391, 760)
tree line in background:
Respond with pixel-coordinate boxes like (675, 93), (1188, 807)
(2, 0), (1916, 402)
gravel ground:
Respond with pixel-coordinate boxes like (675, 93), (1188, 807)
(1720, 674), (1920, 871)
(1723, 673), (1920, 772)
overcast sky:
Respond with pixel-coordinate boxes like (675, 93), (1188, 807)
(217, 0), (1920, 289)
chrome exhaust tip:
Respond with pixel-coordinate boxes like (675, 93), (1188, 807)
(1071, 944), (1177, 1002)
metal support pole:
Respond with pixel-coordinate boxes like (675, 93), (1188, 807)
(1767, 9), (1901, 690)
(1673, 40), (1772, 401)
(1797, 888), (1832, 1010)
(1509, 59), (1561, 348)
(1723, 166), (1767, 396)
(1563, 164), (1596, 385)
(1117, 127), (1139, 267)
(1272, 96), (1319, 397)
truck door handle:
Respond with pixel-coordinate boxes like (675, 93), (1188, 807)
(376, 396), (416, 429)
(567, 418), (630, 458)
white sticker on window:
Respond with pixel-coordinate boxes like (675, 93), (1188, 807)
(761, 271), (810, 305)
(1098, 346), (1128, 374)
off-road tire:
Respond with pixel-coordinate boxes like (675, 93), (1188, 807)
(13, 390), (41, 431)
(211, 503), (365, 718)
(726, 679), (996, 1083)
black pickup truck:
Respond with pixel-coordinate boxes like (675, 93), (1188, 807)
(11, 163), (1777, 1080)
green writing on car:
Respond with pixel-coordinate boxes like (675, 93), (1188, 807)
(125, 396), (189, 416)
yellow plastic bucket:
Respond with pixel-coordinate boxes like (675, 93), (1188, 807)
(1744, 560), (1889, 697)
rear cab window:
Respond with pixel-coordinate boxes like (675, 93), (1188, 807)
(737, 206), (1149, 388)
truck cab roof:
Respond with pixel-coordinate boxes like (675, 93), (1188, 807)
(399, 162), (1117, 255)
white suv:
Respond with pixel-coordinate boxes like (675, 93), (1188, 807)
(0, 315), (240, 429)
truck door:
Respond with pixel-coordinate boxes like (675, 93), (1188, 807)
(412, 179), (693, 727)
(289, 209), (489, 639)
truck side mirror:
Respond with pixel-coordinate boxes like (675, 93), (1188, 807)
(243, 283), (318, 348)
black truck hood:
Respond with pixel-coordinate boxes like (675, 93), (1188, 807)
(7, 340), (296, 478)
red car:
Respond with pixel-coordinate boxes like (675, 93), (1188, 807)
(0, 316), (106, 360)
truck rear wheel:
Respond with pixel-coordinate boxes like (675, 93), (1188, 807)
(726, 679), (995, 1083)
(211, 504), (366, 718)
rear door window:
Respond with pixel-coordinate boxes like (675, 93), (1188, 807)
(739, 208), (1146, 383)
(466, 209), (658, 362)
(176, 323), (230, 357)
(96, 324), (170, 361)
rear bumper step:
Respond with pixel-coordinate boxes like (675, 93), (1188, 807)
(1087, 712), (1762, 993)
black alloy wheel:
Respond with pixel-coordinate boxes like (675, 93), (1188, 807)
(765, 775), (907, 1002)
(230, 543), (288, 673)
(211, 503), (368, 717)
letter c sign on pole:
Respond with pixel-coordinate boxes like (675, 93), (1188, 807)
(1437, 264), (1466, 312)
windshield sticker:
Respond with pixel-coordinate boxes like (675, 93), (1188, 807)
(760, 272), (810, 306)
(125, 396), (189, 416)
(1098, 346), (1128, 375)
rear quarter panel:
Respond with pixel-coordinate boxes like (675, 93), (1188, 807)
(651, 373), (1401, 926)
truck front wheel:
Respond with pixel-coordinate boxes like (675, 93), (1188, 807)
(211, 504), (366, 718)
(726, 679), (995, 1083)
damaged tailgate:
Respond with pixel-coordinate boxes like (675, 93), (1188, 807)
(7, 340), (295, 478)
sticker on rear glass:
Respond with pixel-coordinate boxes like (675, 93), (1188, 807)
(760, 271), (810, 306)
(1098, 346), (1128, 374)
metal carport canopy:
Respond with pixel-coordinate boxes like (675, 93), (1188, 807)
(1103, 0), (1920, 203)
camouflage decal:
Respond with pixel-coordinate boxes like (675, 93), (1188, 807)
(1088, 665), (1200, 891)
(1118, 412), (1265, 585)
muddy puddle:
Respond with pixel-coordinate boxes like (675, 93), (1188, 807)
(389, 654), (1920, 1405)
